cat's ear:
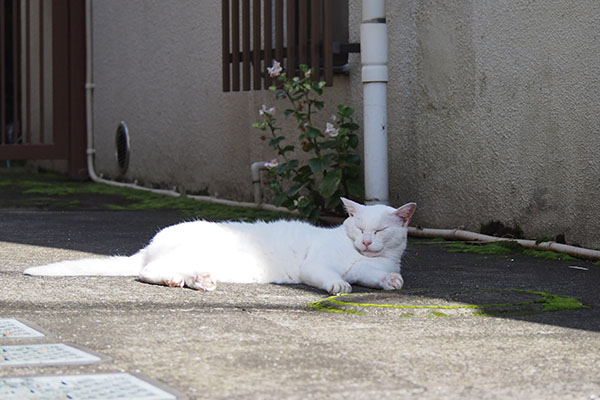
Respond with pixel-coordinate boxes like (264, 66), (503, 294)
(393, 203), (416, 227)
(341, 197), (363, 217)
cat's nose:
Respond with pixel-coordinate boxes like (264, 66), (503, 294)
(362, 239), (372, 247)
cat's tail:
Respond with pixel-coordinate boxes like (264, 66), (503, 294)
(23, 252), (145, 277)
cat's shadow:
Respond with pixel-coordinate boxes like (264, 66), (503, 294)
(276, 283), (382, 295)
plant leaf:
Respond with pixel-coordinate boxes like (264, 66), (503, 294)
(287, 182), (308, 197)
(269, 136), (286, 147)
(306, 126), (323, 139)
(308, 156), (332, 174)
(348, 134), (359, 149)
(320, 140), (338, 149)
(318, 169), (342, 199)
(272, 192), (287, 206)
(341, 122), (360, 131)
(313, 100), (325, 111)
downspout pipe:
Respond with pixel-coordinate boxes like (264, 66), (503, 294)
(361, 0), (389, 205)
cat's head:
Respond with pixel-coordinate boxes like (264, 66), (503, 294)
(341, 198), (416, 258)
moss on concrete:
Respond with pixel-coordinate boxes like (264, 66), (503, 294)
(309, 289), (589, 316)
(429, 312), (450, 318)
(0, 170), (293, 221)
(445, 241), (580, 262)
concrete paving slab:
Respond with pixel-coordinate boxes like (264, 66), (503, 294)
(0, 204), (599, 399)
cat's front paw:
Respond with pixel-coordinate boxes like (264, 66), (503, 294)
(381, 272), (404, 290)
(326, 280), (352, 295)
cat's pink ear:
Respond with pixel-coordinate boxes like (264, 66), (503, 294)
(341, 197), (363, 217)
(394, 203), (416, 227)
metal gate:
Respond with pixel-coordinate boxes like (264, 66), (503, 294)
(0, 0), (86, 177)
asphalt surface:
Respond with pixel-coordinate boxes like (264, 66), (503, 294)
(1, 186), (599, 399)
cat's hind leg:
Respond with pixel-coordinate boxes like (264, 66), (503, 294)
(138, 260), (217, 291)
(184, 273), (217, 291)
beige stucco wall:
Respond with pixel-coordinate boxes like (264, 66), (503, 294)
(385, 0), (600, 248)
(91, 0), (600, 248)
(91, 0), (355, 201)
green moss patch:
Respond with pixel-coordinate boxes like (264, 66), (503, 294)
(522, 249), (578, 262)
(429, 311), (450, 318)
(0, 170), (293, 221)
(446, 241), (519, 255)
(445, 241), (580, 262)
(308, 288), (589, 316)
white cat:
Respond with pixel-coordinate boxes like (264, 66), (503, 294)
(24, 198), (416, 294)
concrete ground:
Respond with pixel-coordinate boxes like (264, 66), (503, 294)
(1, 193), (600, 398)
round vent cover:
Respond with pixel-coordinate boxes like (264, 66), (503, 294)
(115, 121), (130, 174)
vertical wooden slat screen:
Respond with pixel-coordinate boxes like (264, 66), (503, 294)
(24, 0), (31, 143)
(263, 0), (272, 88)
(252, 0), (261, 90)
(222, 0), (338, 92)
(298, 1), (308, 66)
(1, 0), (6, 145)
(242, 0), (250, 90)
(275, 0), (283, 63)
(285, 0), (296, 78)
(323, 0), (333, 85)
(231, 0), (240, 91)
(39, 0), (45, 143)
(13, 0), (20, 141)
(310, 0), (320, 81)
(221, 0), (230, 91)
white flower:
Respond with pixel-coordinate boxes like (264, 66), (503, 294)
(293, 195), (306, 207)
(330, 114), (337, 121)
(264, 159), (279, 169)
(325, 122), (340, 137)
(267, 60), (283, 78)
(304, 69), (311, 79)
(259, 104), (275, 117)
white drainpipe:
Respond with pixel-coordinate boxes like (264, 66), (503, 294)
(361, 0), (389, 205)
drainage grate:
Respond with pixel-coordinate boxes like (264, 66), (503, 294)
(0, 373), (178, 400)
(0, 319), (45, 339)
(0, 344), (102, 367)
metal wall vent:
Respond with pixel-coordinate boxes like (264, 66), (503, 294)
(115, 121), (131, 174)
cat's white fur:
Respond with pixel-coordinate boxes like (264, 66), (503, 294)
(24, 198), (416, 294)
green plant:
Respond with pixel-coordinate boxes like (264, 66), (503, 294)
(253, 60), (362, 222)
